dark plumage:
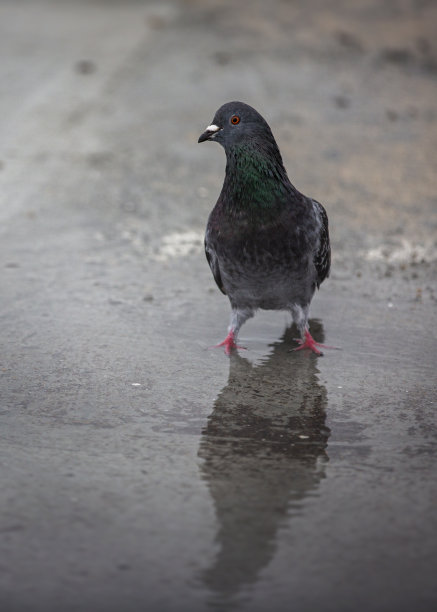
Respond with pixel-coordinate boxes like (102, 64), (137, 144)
(198, 101), (333, 355)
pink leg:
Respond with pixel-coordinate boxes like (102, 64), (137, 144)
(211, 330), (246, 356)
(293, 329), (339, 356)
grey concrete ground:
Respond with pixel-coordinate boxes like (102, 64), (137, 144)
(1, 0), (437, 610)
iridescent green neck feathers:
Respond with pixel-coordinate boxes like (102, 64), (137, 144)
(221, 143), (291, 212)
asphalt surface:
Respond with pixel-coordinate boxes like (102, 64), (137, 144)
(1, 1), (437, 611)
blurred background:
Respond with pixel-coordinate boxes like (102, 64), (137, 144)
(2, 0), (436, 260)
(1, 1), (436, 611)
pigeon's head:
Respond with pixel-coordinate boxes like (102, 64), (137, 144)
(198, 101), (275, 150)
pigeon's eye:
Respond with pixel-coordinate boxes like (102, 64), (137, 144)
(230, 115), (240, 125)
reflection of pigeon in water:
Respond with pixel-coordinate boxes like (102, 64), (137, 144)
(198, 101), (332, 355)
(198, 322), (330, 607)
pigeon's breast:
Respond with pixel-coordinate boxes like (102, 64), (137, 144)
(214, 230), (316, 310)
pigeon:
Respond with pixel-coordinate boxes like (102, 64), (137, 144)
(198, 101), (333, 356)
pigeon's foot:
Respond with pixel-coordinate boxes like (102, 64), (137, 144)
(212, 331), (246, 356)
(293, 329), (339, 356)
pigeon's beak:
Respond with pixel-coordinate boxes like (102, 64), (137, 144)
(198, 124), (221, 143)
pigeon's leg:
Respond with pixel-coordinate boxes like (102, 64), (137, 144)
(293, 328), (331, 356)
(290, 304), (337, 356)
(213, 307), (254, 355)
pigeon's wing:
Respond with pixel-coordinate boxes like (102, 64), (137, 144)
(312, 199), (331, 288)
(205, 238), (226, 295)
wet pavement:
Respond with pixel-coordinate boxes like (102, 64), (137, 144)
(1, 1), (437, 611)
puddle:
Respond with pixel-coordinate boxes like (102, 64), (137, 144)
(198, 324), (330, 605)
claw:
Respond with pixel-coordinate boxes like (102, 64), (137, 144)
(210, 330), (246, 355)
(293, 330), (340, 356)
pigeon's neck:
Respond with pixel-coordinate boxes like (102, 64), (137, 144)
(221, 142), (293, 213)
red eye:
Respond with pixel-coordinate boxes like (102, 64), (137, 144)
(230, 115), (240, 125)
